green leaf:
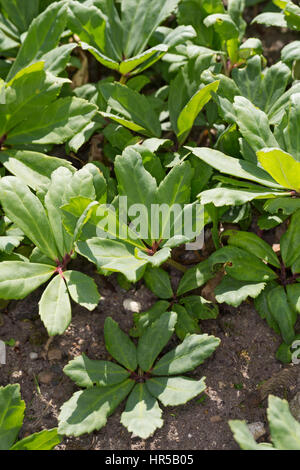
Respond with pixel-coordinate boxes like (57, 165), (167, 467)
(153, 333), (220, 376)
(268, 395), (300, 450)
(275, 93), (300, 162)
(157, 161), (193, 240)
(177, 259), (214, 295)
(0, 176), (58, 260)
(121, 0), (179, 57)
(7, 1), (68, 80)
(0, 261), (54, 299)
(67, 1), (106, 53)
(6, 97), (97, 146)
(257, 148), (300, 191)
(187, 147), (281, 189)
(0, 384), (25, 450)
(121, 383), (163, 439)
(177, 81), (219, 144)
(204, 14), (239, 40)
(199, 187), (288, 206)
(119, 45), (168, 75)
(214, 276), (266, 307)
(286, 284), (300, 315)
(79, 42), (119, 71)
(115, 148), (157, 237)
(64, 271), (100, 311)
(233, 96), (279, 153)
(104, 317), (137, 371)
(0, 149), (75, 191)
(144, 266), (173, 299)
(0, 235), (22, 253)
(210, 246), (277, 282)
(130, 301), (170, 337)
(224, 229), (280, 267)
(58, 379), (134, 437)
(100, 82), (161, 137)
(39, 275), (72, 336)
(281, 41), (300, 63)
(10, 429), (61, 451)
(264, 197), (300, 216)
(76, 238), (147, 283)
(137, 311), (177, 372)
(252, 12), (287, 28)
(180, 296), (219, 320)
(0, 0), (39, 33)
(172, 303), (200, 340)
(63, 353), (130, 388)
(280, 209), (300, 268)
(229, 420), (274, 450)
(147, 376), (206, 406)
(267, 286), (296, 345)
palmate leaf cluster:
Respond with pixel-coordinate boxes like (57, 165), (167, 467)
(0, 0), (300, 449)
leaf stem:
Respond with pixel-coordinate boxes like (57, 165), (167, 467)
(164, 259), (188, 273)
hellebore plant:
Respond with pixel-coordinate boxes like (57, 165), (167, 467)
(0, 164), (104, 336)
(131, 265), (218, 340)
(175, 219), (300, 362)
(58, 313), (220, 439)
(61, 146), (203, 283)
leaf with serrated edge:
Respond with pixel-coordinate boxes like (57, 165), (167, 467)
(64, 271), (100, 311)
(0, 262), (54, 300)
(147, 376), (206, 406)
(121, 383), (163, 439)
(58, 380), (134, 437)
(153, 334), (220, 376)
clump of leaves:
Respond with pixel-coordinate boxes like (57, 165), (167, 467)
(229, 394), (300, 450)
(178, 221), (300, 361)
(0, 383), (61, 450)
(66, 0), (181, 79)
(131, 265), (218, 340)
(189, 92), (300, 220)
(58, 313), (220, 439)
(0, 164), (104, 335)
(61, 147), (201, 282)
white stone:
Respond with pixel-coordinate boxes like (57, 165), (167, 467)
(29, 352), (38, 360)
(247, 422), (266, 440)
(123, 299), (141, 313)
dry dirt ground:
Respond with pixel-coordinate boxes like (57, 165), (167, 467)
(1, 259), (299, 450)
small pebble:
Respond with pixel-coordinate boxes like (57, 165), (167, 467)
(123, 299), (141, 313)
(48, 348), (62, 361)
(29, 352), (38, 360)
(210, 415), (222, 423)
(247, 422), (266, 440)
(38, 371), (54, 384)
(187, 434), (192, 439)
